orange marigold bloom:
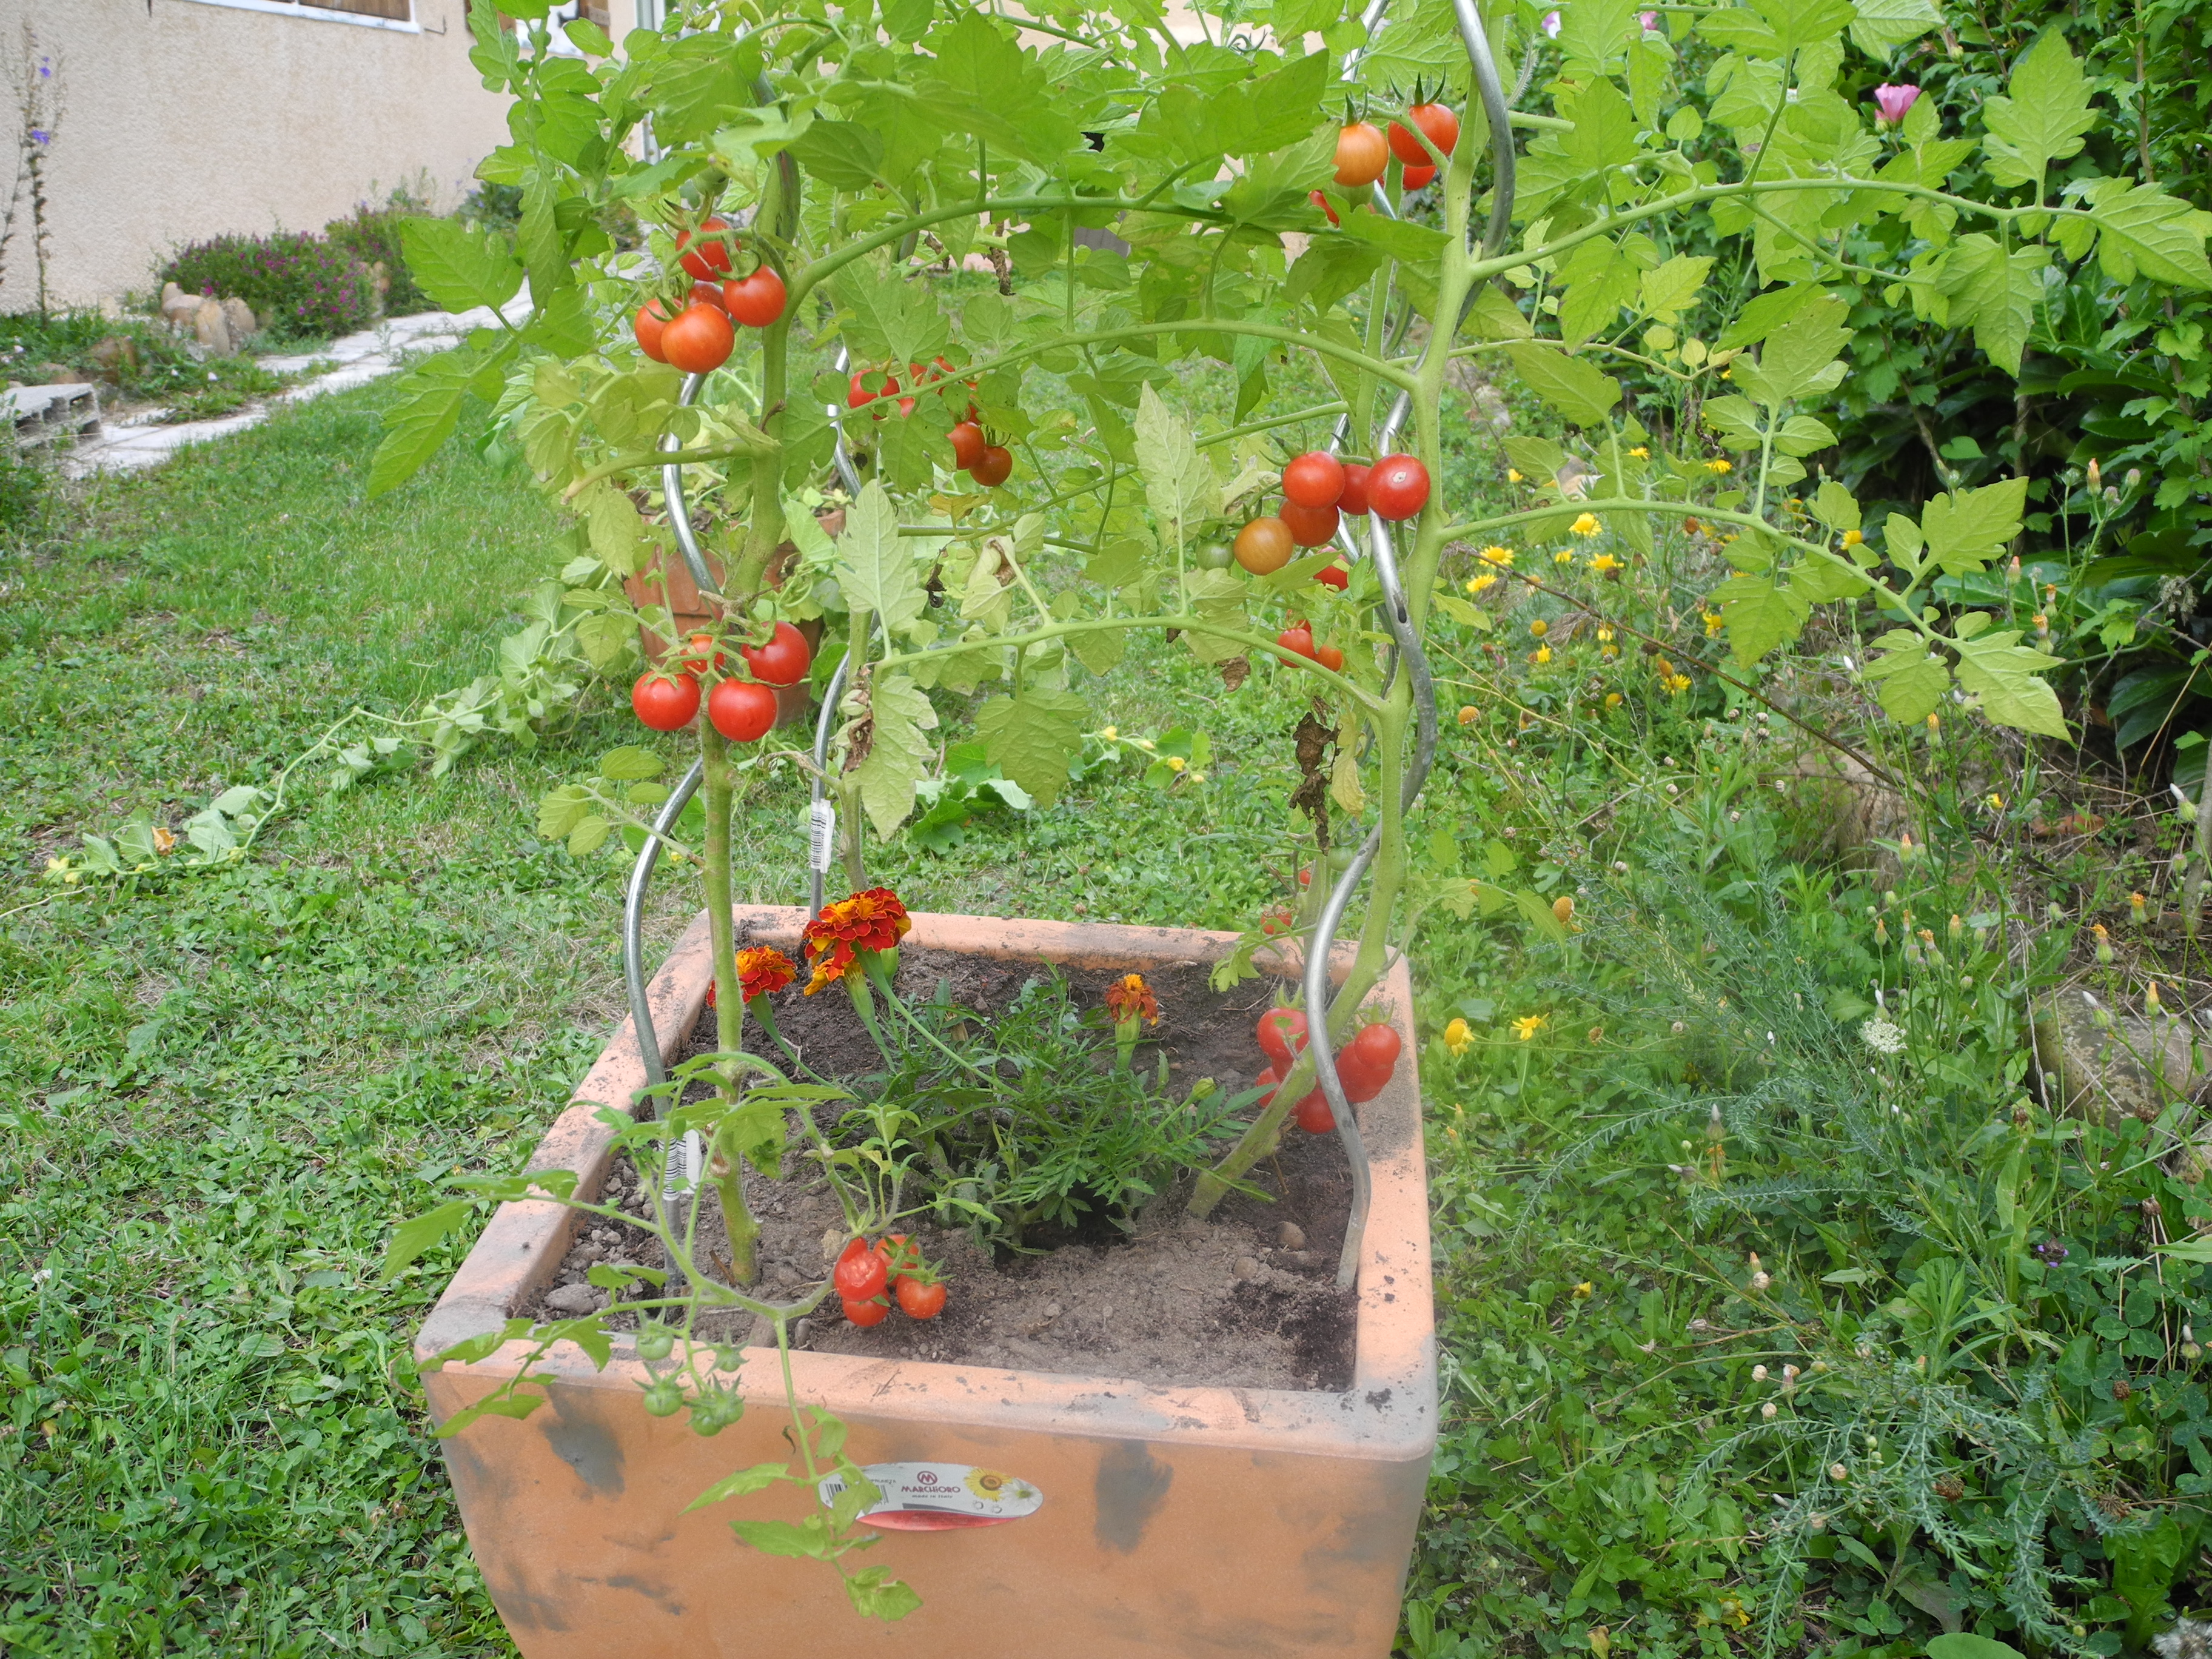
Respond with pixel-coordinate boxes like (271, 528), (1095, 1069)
(736, 947), (797, 1002)
(1104, 972), (1159, 1027)
(801, 887), (913, 993)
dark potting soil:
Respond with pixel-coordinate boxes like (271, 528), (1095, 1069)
(525, 940), (1361, 1393)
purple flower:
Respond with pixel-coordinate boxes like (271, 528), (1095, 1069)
(1873, 83), (1922, 126)
(2034, 1239), (2068, 1263)
(1541, 9), (1561, 35)
(28, 128), (47, 146)
(1639, 9), (1659, 27)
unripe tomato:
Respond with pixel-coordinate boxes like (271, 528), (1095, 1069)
(1334, 121), (1389, 187)
(948, 420), (987, 471)
(661, 302), (735, 375)
(1309, 189), (1340, 227)
(722, 265), (786, 327)
(1367, 454), (1432, 521)
(842, 1295), (890, 1327)
(741, 620), (812, 688)
(833, 1239), (890, 1301)
(708, 679), (778, 743)
(1338, 463), (1372, 515)
(1316, 643), (1346, 672)
(632, 670), (699, 731)
(1316, 564), (1349, 591)
(1282, 451), (1346, 509)
(1256, 1006), (1308, 1068)
(1233, 516), (1295, 575)
(679, 632), (726, 674)
(1293, 1091), (1336, 1133)
(677, 216), (732, 280)
(1390, 103), (1460, 164)
(1196, 541), (1234, 571)
(1277, 623), (1317, 660)
(633, 299), (672, 363)
(1279, 501), (1339, 548)
(896, 1278), (947, 1319)
(1401, 163), (1438, 191)
(970, 445), (1013, 487)
(689, 279), (727, 311)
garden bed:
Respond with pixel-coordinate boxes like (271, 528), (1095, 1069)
(523, 942), (1360, 1390)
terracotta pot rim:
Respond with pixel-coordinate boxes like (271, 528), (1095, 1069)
(418, 907), (1435, 1464)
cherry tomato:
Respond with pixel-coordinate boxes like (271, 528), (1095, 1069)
(847, 370), (883, 409)
(660, 302), (735, 375)
(1196, 541), (1235, 571)
(679, 632), (726, 674)
(1316, 643), (1346, 672)
(1279, 500), (1339, 548)
(722, 266), (786, 327)
(1259, 907), (1295, 936)
(949, 420), (987, 471)
(633, 300), (672, 363)
(1316, 565), (1349, 591)
(1401, 163), (1438, 191)
(677, 216), (732, 280)
(1339, 1021), (1404, 1103)
(1293, 1092), (1336, 1134)
(741, 620), (812, 688)
(1338, 463), (1372, 515)
(1277, 623), (1317, 660)
(879, 1233), (917, 1285)
(833, 1240), (890, 1301)
(632, 671), (700, 731)
(1389, 103), (1460, 164)
(708, 679), (778, 743)
(971, 445), (1014, 487)
(1233, 516), (1295, 575)
(1282, 451), (1346, 509)
(1253, 1062), (1282, 1104)
(1257, 1007), (1309, 1068)
(1309, 189), (1340, 227)
(1367, 454), (1432, 521)
(842, 1295), (890, 1327)
(689, 279), (728, 311)
(1334, 121), (1389, 187)
(896, 1278), (947, 1319)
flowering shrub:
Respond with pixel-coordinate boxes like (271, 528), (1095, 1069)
(323, 202), (432, 317)
(159, 232), (375, 340)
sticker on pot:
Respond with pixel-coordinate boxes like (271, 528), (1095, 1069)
(817, 1463), (1044, 1530)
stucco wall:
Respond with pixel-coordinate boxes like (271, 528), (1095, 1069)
(0, 0), (623, 313)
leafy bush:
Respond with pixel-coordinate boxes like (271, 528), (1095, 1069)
(0, 309), (294, 420)
(159, 232), (375, 341)
(323, 203), (432, 318)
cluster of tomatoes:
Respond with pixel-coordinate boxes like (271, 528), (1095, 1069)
(1251, 1005), (1404, 1134)
(1310, 95), (1461, 226)
(1233, 448), (1432, 578)
(632, 216), (789, 375)
(834, 1234), (946, 1325)
(847, 358), (1014, 488)
(629, 620), (813, 743)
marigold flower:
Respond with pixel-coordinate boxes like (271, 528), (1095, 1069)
(802, 887), (913, 993)
(1443, 1017), (1473, 1054)
(1704, 458), (1732, 474)
(1511, 1013), (1546, 1041)
(1104, 971), (1159, 1027)
(1570, 512), (1601, 536)
(1479, 545), (1515, 567)
(736, 946), (798, 1002)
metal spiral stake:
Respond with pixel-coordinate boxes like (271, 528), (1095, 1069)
(1307, 0), (1518, 1291)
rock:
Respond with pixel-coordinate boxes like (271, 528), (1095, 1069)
(159, 281), (201, 329)
(221, 297), (256, 343)
(543, 1281), (604, 1316)
(1042, 1302), (1062, 1321)
(1791, 750), (1913, 878)
(192, 298), (233, 358)
(87, 334), (139, 383)
(2033, 985), (2212, 1177)
(1232, 1255), (1261, 1281)
(1276, 1222), (1307, 1251)
(792, 1316), (813, 1348)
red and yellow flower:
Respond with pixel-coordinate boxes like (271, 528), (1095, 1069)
(802, 887), (913, 994)
(1103, 972), (1159, 1028)
(737, 946), (797, 1002)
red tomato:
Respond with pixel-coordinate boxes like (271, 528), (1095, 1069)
(970, 445), (1013, 487)
(1294, 1092), (1336, 1133)
(879, 1233), (917, 1285)
(848, 367), (904, 409)
(722, 266), (786, 327)
(1390, 104), (1460, 164)
(1282, 451), (1346, 509)
(833, 1240), (890, 1301)
(1316, 565), (1349, 591)
(677, 216), (732, 280)
(1316, 643), (1346, 673)
(1277, 623), (1317, 660)
(949, 420), (987, 471)
(632, 671), (699, 731)
(842, 1295), (890, 1327)
(1256, 1007), (1308, 1068)
(689, 279), (728, 311)
(660, 303), (734, 375)
(633, 300), (671, 363)
(1259, 906), (1295, 936)
(896, 1278), (947, 1319)
(679, 632), (726, 674)
(1401, 163), (1438, 190)
(741, 621), (812, 688)
(1334, 121), (1389, 187)
(1253, 1062), (1282, 1104)
(1339, 1022), (1404, 1102)
(1309, 189), (1341, 227)
(1234, 517), (1295, 575)
(1367, 454), (1432, 521)
(1279, 501), (1339, 548)
(1338, 463), (1372, 515)
(708, 679), (778, 743)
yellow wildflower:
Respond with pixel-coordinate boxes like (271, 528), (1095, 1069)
(1666, 672), (1691, 694)
(1627, 446), (1649, 458)
(1511, 1014), (1547, 1041)
(1443, 1017), (1473, 1054)
(1532, 646), (1553, 664)
(152, 826), (178, 854)
(1507, 468), (1524, 483)
(1101, 725), (1118, 740)
(1841, 529), (1863, 548)
(1703, 610), (1723, 637)
(1589, 553), (1624, 574)
(1554, 549), (1575, 565)
(1570, 512), (1601, 536)
(1479, 545), (1515, 567)
(1597, 625), (1615, 642)
(1467, 572), (1498, 595)
(1530, 618), (1549, 637)
(1457, 705), (1478, 726)
(1926, 712), (1940, 732)
(1704, 458), (1732, 474)
(1605, 692), (1623, 708)
(1987, 793), (2005, 810)
(1571, 1282), (1594, 1299)
(2131, 891), (2147, 922)
(1165, 754), (1187, 772)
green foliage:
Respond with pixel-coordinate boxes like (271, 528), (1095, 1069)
(158, 231), (377, 342)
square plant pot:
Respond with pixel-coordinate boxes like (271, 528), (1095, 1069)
(415, 907), (1436, 1658)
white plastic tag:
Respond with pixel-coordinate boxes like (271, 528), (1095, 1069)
(817, 1463), (1044, 1530)
(807, 800), (836, 873)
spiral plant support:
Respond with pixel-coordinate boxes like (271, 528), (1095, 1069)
(619, 0), (1517, 1295)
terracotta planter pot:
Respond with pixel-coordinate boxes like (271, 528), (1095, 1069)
(416, 908), (1435, 1658)
(623, 508), (843, 729)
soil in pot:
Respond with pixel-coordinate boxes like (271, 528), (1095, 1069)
(525, 943), (1361, 1392)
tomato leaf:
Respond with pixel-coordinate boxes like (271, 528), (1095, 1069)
(1500, 344), (1622, 427)
(381, 1199), (472, 1281)
(368, 351), (481, 498)
(400, 218), (524, 315)
(1134, 384), (1218, 551)
(977, 688), (1087, 808)
(851, 673), (938, 837)
(683, 1463), (791, 1513)
(1953, 629), (2068, 737)
(834, 482), (927, 631)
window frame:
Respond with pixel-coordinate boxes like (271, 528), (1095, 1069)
(170, 0), (421, 34)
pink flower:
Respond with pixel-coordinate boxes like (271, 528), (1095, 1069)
(1873, 83), (1922, 126)
(1541, 9), (1561, 35)
(1639, 9), (1659, 27)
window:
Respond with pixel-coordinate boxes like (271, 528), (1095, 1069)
(175, 0), (419, 29)
(302, 0), (414, 17)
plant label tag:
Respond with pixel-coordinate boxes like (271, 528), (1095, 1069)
(817, 1462), (1044, 1530)
(807, 800), (836, 873)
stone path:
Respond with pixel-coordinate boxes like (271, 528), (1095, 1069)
(58, 291), (534, 479)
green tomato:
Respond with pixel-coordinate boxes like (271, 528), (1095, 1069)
(1195, 542), (1233, 571)
(635, 1321), (675, 1362)
(642, 1377), (685, 1417)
